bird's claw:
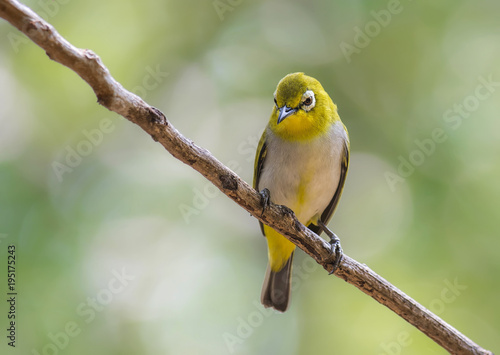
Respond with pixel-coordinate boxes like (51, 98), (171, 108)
(259, 188), (271, 217)
(328, 235), (343, 275)
(317, 220), (343, 274)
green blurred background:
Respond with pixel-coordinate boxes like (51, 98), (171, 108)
(1, 0), (499, 354)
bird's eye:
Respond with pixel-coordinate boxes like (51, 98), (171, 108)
(274, 97), (278, 107)
(301, 90), (315, 112)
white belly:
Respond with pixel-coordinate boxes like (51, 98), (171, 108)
(258, 121), (347, 224)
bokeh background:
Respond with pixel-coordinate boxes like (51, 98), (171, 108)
(1, 0), (499, 354)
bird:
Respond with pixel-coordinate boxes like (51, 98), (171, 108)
(253, 72), (349, 312)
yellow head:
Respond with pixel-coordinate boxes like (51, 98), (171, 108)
(269, 72), (339, 142)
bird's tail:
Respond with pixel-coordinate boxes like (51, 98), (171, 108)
(261, 252), (294, 312)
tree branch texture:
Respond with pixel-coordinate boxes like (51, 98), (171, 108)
(0, 0), (493, 354)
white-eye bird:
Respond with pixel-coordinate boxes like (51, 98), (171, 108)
(253, 72), (349, 312)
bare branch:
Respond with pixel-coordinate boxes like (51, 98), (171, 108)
(0, 1), (493, 354)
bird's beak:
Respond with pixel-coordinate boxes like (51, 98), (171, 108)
(277, 105), (297, 124)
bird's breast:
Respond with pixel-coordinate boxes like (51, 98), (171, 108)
(258, 121), (347, 224)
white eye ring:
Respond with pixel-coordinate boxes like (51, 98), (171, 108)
(273, 90), (278, 107)
(301, 90), (315, 112)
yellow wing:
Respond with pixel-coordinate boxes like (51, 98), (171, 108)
(253, 129), (267, 188)
(253, 129), (268, 235)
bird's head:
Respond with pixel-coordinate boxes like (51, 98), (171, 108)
(269, 72), (338, 142)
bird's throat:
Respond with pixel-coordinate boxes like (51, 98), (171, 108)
(273, 112), (327, 142)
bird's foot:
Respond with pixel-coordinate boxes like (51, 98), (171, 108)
(317, 220), (343, 274)
(259, 188), (271, 217)
(328, 234), (343, 274)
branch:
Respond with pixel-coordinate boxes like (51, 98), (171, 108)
(0, 1), (493, 354)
